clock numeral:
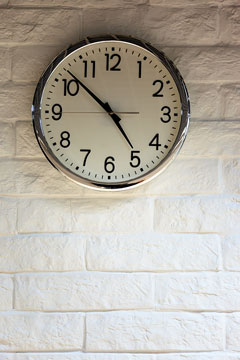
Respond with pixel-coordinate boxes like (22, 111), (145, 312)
(83, 60), (96, 78)
(80, 149), (91, 166)
(52, 104), (62, 121)
(104, 156), (115, 173)
(60, 131), (70, 148)
(161, 106), (171, 123)
(137, 61), (142, 78)
(152, 80), (163, 97)
(149, 134), (161, 150)
(130, 150), (141, 168)
(105, 54), (121, 71)
(63, 79), (80, 96)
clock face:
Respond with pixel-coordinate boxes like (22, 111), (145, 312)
(33, 35), (190, 190)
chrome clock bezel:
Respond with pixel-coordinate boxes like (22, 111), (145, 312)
(32, 34), (190, 191)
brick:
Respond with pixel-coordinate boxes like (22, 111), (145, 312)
(0, 85), (34, 121)
(155, 272), (240, 311)
(154, 196), (240, 233)
(3, 352), (240, 360)
(87, 234), (220, 271)
(18, 198), (72, 233)
(222, 235), (240, 271)
(163, 47), (240, 82)
(82, 7), (146, 40)
(0, 276), (13, 310)
(71, 198), (153, 233)
(223, 159), (240, 194)
(0, 48), (11, 82)
(16, 121), (43, 157)
(0, 0), (8, 6)
(0, 312), (84, 351)
(0, 159), (84, 195)
(83, 7), (218, 46)
(10, 0), (148, 6)
(139, 158), (220, 195)
(188, 83), (221, 120)
(15, 272), (153, 311)
(0, 198), (17, 235)
(143, 6), (218, 46)
(0, 9), (81, 45)
(226, 313), (240, 351)
(151, 0), (221, 4)
(220, 6), (240, 45)
(0, 157), (220, 196)
(12, 46), (62, 83)
(0, 234), (85, 272)
(86, 311), (224, 352)
(180, 121), (240, 158)
(0, 122), (15, 157)
(221, 84), (240, 119)
(221, 0), (240, 4)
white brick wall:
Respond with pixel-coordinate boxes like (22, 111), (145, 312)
(0, 0), (239, 359)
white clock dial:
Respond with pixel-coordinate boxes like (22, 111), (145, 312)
(33, 35), (190, 191)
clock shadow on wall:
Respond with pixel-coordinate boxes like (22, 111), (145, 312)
(32, 34), (190, 192)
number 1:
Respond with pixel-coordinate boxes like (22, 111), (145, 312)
(137, 61), (142, 78)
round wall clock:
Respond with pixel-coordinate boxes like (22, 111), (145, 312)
(32, 34), (190, 191)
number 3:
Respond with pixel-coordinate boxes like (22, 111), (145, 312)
(161, 106), (171, 123)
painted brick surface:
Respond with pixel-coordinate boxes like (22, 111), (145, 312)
(222, 235), (240, 271)
(0, 158), (220, 196)
(10, 0), (148, 7)
(0, 276), (13, 310)
(155, 272), (240, 311)
(219, 6), (240, 45)
(0, 48), (11, 82)
(0, 123), (15, 157)
(154, 196), (240, 233)
(17, 198), (72, 233)
(86, 234), (220, 271)
(163, 46), (240, 82)
(71, 198), (153, 232)
(12, 46), (62, 83)
(188, 83), (221, 120)
(0, 84), (34, 120)
(2, 353), (240, 360)
(223, 159), (240, 194)
(221, 84), (240, 119)
(142, 6), (218, 46)
(16, 122), (44, 158)
(0, 198), (17, 235)
(0, 312), (84, 351)
(180, 121), (240, 157)
(226, 313), (240, 351)
(0, 235), (85, 272)
(15, 272), (153, 311)
(0, 0), (239, 358)
(0, 9), (81, 45)
(86, 311), (224, 351)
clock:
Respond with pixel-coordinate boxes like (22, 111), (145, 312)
(32, 35), (190, 191)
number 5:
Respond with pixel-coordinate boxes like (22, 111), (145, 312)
(130, 151), (141, 168)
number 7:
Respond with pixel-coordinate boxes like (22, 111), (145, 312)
(80, 149), (91, 166)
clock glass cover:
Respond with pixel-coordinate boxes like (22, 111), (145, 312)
(32, 35), (190, 191)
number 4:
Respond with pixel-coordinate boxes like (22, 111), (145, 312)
(149, 134), (161, 150)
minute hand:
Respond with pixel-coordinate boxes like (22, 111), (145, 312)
(67, 70), (133, 149)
